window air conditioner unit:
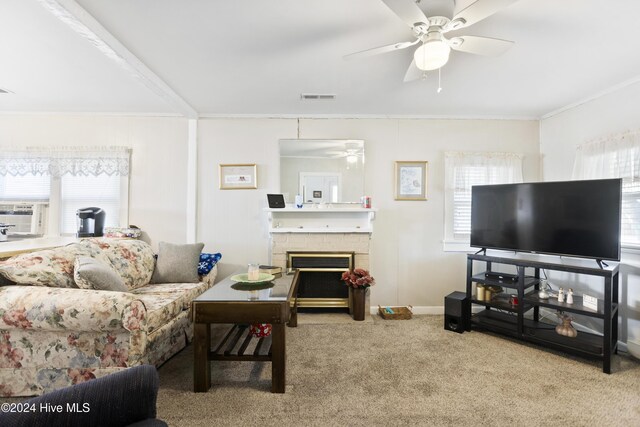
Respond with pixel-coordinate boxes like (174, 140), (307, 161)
(0, 202), (49, 235)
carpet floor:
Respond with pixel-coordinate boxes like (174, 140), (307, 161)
(156, 315), (640, 426)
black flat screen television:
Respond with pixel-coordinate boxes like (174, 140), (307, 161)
(470, 179), (622, 261)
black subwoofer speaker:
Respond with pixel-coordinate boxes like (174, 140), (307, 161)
(444, 291), (469, 333)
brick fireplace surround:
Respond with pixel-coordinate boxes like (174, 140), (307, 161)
(270, 233), (371, 312)
(271, 233), (370, 269)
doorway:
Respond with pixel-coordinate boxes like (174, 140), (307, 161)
(299, 172), (341, 203)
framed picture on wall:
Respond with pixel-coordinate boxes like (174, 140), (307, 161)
(219, 164), (257, 190)
(394, 161), (428, 200)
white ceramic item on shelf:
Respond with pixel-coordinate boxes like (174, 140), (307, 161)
(566, 288), (574, 305)
(558, 287), (565, 303)
(295, 195), (303, 208)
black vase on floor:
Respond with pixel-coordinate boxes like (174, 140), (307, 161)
(350, 287), (367, 321)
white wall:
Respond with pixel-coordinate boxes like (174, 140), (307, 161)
(0, 114), (540, 310)
(0, 115), (189, 249)
(197, 117), (539, 308)
(540, 81), (640, 346)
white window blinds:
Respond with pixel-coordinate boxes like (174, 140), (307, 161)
(0, 174), (50, 201)
(60, 175), (122, 234)
(572, 131), (640, 246)
(445, 152), (523, 242)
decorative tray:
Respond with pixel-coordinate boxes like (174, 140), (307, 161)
(229, 273), (275, 285)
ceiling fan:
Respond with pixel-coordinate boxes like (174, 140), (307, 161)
(345, 0), (519, 82)
(326, 142), (364, 163)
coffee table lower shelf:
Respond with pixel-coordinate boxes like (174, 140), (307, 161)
(210, 324), (273, 361)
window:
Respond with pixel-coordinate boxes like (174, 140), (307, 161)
(0, 174), (50, 201)
(60, 175), (124, 235)
(444, 152), (523, 251)
(572, 133), (640, 247)
(0, 147), (131, 236)
(621, 178), (640, 246)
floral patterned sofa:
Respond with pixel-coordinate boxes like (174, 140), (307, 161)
(0, 238), (217, 397)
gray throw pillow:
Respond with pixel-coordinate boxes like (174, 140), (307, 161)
(151, 242), (204, 284)
(74, 256), (128, 292)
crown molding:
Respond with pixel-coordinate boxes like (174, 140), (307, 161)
(0, 111), (183, 118)
(198, 113), (538, 121)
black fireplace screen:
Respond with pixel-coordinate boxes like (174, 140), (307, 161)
(297, 271), (348, 299)
(287, 252), (354, 303)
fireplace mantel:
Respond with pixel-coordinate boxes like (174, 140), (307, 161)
(265, 206), (376, 234)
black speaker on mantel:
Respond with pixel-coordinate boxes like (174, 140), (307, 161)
(444, 291), (469, 333)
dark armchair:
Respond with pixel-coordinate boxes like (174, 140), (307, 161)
(0, 365), (167, 427)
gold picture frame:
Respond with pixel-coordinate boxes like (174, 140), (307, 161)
(394, 161), (428, 201)
(219, 164), (257, 190)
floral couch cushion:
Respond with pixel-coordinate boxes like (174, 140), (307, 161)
(132, 293), (185, 334)
(84, 239), (155, 291)
(132, 276), (214, 311)
(0, 242), (112, 289)
(0, 286), (146, 333)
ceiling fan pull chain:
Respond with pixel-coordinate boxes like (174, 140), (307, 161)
(437, 67), (443, 93)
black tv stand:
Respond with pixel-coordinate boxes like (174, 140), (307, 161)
(474, 248), (486, 255)
(466, 253), (619, 374)
(596, 259), (609, 269)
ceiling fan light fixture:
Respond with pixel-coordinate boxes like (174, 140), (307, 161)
(346, 154), (358, 164)
(414, 39), (451, 71)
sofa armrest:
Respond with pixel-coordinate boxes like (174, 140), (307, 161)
(0, 286), (147, 333)
(199, 264), (218, 287)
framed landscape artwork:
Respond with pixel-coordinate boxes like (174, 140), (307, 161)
(394, 161), (427, 200)
(219, 164), (257, 190)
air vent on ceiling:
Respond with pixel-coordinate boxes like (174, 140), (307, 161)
(300, 93), (336, 100)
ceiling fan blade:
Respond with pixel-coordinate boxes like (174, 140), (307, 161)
(449, 0), (518, 30)
(381, 0), (429, 28)
(403, 59), (425, 82)
(449, 35), (514, 56)
(344, 40), (419, 60)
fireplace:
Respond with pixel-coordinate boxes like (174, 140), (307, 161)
(287, 251), (354, 308)
(267, 209), (374, 314)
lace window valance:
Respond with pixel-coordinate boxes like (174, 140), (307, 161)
(0, 146), (131, 177)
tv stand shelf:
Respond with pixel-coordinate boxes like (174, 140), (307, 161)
(466, 253), (619, 373)
(524, 291), (615, 319)
(470, 272), (538, 290)
(469, 296), (533, 314)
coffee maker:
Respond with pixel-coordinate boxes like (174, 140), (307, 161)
(0, 223), (14, 242)
(76, 207), (105, 237)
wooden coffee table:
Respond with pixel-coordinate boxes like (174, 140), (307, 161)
(192, 270), (299, 393)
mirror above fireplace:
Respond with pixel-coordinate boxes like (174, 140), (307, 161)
(279, 139), (365, 204)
